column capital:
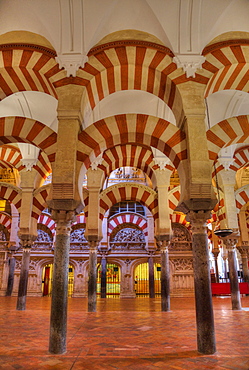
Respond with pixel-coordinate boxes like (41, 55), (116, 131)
(223, 237), (238, 251)
(186, 210), (210, 233)
(18, 234), (37, 249)
(155, 235), (170, 252)
(86, 236), (102, 250)
(237, 245), (249, 257)
(51, 210), (75, 236)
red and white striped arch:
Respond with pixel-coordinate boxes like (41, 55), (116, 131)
(108, 213), (148, 236)
(38, 213), (55, 235)
(168, 186), (181, 213)
(235, 186), (249, 212)
(0, 184), (21, 210)
(0, 45), (63, 100)
(170, 212), (190, 229)
(0, 145), (24, 170)
(202, 42), (249, 98)
(33, 151), (52, 180)
(99, 183), (158, 220)
(53, 41), (184, 126)
(98, 144), (175, 184)
(0, 117), (57, 163)
(78, 114), (187, 172)
(0, 212), (12, 230)
(32, 185), (50, 220)
(206, 115), (249, 160)
(229, 146), (249, 172)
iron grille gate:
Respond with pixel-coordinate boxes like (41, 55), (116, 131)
(42, 264), (74, 297)
(97, 263), (120, 297)
(134, 262), (161, 297)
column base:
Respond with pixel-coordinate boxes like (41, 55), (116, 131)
(120, 292), (136, 298)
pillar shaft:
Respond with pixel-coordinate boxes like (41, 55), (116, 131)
(213, 253), (220, 283)
(88, 241), (98, 311)
(241, 253), (249, 283)
(188, 211), (216, 354)
(16, 247), (31, 310)
(49, 211), (73, 354)
(101, 255), (107, 298)
(148, 256), (155, 298)
(161, 242), (170, 311)
(6, 256), (16, 296)
(225, 239), (241, 310)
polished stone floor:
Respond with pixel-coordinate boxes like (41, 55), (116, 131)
(0, 295), (249, 369)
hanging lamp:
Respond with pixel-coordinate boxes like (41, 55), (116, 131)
(205, 99), (233, 238)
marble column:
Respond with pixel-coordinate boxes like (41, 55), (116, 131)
(237, 247), (249, 283)
(49, 210), (74, 354)
(100, 254), (107, 298)
(148, 255), (155, 298)
(224, 238), (241, 310)
(187, 210), (216, 354)
(6, 253), (16, 296)
(156, 236), (170, 312)
(16, 235), (35, 310)
(161, 241), (170, 311)
(212, 250), (220, 283)
(88, 240), (98, 312)
(16, 245), (31, 310)
(221, 247), (228, 280)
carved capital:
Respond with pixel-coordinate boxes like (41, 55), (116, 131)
(18, 234), (37, 249)
(223, 238), (238, 251)
(186, 210), (210, 234)
(237, 245), (249, 257)
(88, 240), (99, 251)
(52, 210), (75, 236)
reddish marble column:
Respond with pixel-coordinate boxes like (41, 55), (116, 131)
(188, 211), (216, 354)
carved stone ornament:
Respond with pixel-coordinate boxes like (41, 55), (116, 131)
(90, 153), (103, 170)
(36, 229), (52, 242)
(70, 228), (87, 242)
(52, 210), (75, 236)
(173, 54), (206, 78)
(186, 210), (210, 234)
(172, 258), (193, 271)
(56, 53), (89, 77)
(21, 158), (38, 171)
(153, 157), (170, 170)
(110, 227), (146, 250)
(223, 237), (238, 251)
(169, 223), (192, 251)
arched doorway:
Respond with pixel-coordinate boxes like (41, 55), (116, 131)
(97, 263), (120, 297)
(42, 264), (74, 297)
(134, 262), (161, 297)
